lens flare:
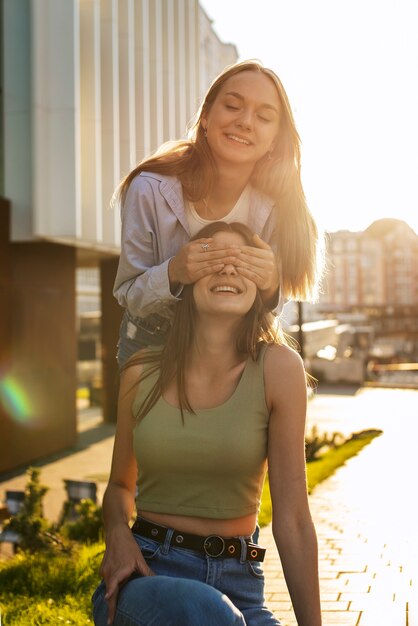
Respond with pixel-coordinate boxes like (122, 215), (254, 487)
(0, 376), (32, 423)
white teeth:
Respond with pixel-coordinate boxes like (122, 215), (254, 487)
(228, 134), (250, 145)
(212, 285), (240, 294)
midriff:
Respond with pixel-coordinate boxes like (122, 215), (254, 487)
(137, 509), (257, 538)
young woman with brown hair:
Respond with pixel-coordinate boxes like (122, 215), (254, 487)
(93, 222), (322, 626)
(113, 60), (321, 366)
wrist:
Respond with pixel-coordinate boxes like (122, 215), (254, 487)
(168, 258), (180, 294)
(260, 282), (280, 308)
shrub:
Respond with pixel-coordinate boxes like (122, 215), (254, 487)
(59, 499), (103, 544)
(305, 425), (345, 462)
(2, 467), (68, 554)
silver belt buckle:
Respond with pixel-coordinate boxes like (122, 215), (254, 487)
(203, 535), (226, 557)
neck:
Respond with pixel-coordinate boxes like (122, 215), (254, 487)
(189, 316), (243, 370)
(210, 168), (252, 207)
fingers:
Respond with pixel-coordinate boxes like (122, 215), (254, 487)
(105, 578), (120, 625)
(195, 239), (241, 260)
(252, 233), (271, 250)
(104, 564), (154, 625)
(234, 242), (279, 291)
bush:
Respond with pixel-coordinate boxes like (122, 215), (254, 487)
(305, 425), (345, 461)
(2, 468), (68, 554)
(59, 499), (103, 544)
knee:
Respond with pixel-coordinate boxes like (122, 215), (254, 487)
(91, 581), (108, 626)
(115, 576), (246, 625)
(170, 579), (245, 625)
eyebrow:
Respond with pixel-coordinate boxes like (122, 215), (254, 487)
(224, 91), (279, 114)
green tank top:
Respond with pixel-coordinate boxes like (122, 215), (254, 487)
(132, 344), (269, 519)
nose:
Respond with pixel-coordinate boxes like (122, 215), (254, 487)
(236, 108), (252, 130)
(220, 262), (238, 276)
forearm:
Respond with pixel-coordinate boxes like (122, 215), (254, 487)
(114, 259), (181, 319)
(273, 517), (321, 626)
(102, 482), (136, 538)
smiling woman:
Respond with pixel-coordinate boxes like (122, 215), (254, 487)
(193, 230), (258, 317)
(200, 71), (281, 178)
(112, 60), (321, 368)
(92, 221), (322, 626)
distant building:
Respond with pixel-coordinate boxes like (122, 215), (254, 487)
(321, 219), (418, 308)
(0, 1), (237, 473)
(199, 6), (238, 99)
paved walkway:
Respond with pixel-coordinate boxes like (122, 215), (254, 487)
(1, 388), (417, 625)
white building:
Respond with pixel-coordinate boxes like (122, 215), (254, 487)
(0, 0), (237, 473)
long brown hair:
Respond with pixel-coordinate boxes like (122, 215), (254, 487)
(126, 221), (284, 422)
(117, 60), (321, 302)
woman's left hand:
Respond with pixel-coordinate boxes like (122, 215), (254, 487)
(235, 234), (281, 294)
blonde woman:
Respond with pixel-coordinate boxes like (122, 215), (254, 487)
(93, 222), (322, 626)
(113, 60), (320, 365)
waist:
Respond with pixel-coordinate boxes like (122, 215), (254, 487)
(126, 310), (173, 335)
(131, 516), (265, 563)
(137, 510), (257, 538)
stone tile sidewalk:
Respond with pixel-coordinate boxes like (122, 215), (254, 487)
(260, 440), (416, 626)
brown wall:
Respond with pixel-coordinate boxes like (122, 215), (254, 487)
(0, 200), (14, 467)
(0, 213), (77, 472)
(100, 257), (122, 423)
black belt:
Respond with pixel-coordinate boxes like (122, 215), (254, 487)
(131, 517), (266, 563)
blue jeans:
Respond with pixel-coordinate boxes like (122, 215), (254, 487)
(117, 310), (171, 369)
(92, 530), (281, 626)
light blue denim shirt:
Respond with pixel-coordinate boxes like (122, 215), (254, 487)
(113, 171), (279, 322)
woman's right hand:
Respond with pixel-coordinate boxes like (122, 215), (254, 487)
(99, 523), (154, 625)
(168, 238), (240, 291)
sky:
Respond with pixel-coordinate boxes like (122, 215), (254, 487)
(199, 0), (418, 234)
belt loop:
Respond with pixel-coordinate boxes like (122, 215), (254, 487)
(161, 527), (174, 555)
(239, 536), (248, 564)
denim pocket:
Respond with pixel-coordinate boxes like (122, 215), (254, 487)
(135, 535), (162, 561)
(246, 560), (265, 580)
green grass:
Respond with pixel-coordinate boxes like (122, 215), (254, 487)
(0, 544), (104, 625)
(0, 430), (381, 625)
(258, 430), (382, 527)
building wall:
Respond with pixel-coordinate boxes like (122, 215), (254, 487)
(321, 221), (418, 308)
(4, 0), (237, 250)
(0, 234), (77, 473)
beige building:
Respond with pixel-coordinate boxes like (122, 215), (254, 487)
(321, 219), (418, 309)
(0, 0), (237, 473)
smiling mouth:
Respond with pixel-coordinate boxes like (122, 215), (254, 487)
(226, 134), (251, 146)
(211, 285), (243, 294)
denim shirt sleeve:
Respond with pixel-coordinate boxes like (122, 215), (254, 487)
(113, 174), (189, 319)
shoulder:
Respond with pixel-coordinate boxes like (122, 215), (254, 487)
(263, 342), (303, 375)
(248, 184), (275, 210)
(125, 172), (183, 206)
(132, 171), (181, 191)
(262, 343), (306, 406)
(127, 171), (176, 193)
(122, 173), (184, 221)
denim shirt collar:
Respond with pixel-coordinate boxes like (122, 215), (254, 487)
(151, 172), (275, 237)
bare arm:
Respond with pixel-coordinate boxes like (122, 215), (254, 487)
(265, 345), (321, 626)
(99, 364), (153, 623)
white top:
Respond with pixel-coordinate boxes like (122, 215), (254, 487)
(187, 186), (251, 236)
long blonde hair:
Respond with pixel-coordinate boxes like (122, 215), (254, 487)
(118, 60), (321, 301)
(126, 221), (284, 423)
